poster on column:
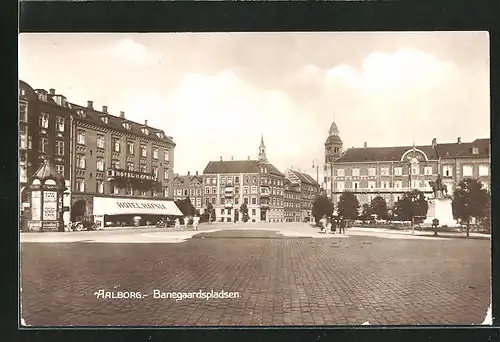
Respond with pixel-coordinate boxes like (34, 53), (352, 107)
(31, 191), (41, 220)
(43, 191), (57, 221)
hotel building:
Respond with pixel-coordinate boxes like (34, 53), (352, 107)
(202, 136), (285, 223)
(323, 120), (491, 209)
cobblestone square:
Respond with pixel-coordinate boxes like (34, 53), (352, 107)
(20, 228), (490, 326)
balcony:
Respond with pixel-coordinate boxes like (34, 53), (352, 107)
(260, 203), (269, 209)
(260, 192), (270, 198)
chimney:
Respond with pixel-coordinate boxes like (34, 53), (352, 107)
(457, 137), (461, 144)
(220, 156), (223, 161)
(144, 119), (148, 126)
(102, 105), (108, 113)
(195, 171), (198, 176)
(87, 101), (93, 109)
(49, 88), (55, 95)
(120, 111), (125, 118)
(364, 142), (367, 148)
(187, 171), (190, 176)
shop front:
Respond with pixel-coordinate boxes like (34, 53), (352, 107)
(93, 196), (183, 228)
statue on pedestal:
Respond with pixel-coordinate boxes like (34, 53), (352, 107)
(429, 174), (448, 199)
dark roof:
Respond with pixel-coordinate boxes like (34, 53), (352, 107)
(203, 160), (284, 176)
(173, 174), (203, 184)
(288, 169), (320, 186)
(335, 139), (490, 163)
(31, 159), (65, 184)
(325, 135), (343, 145)
(69, 103), (174, 145)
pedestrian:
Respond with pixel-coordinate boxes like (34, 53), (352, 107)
(330, 217), (336, 234)
(320, 215), (327, 233)
(184, 216), (189, 229)
(174, 218), (180, 229)
(340, 219), (346, 234)
(193, 215), (199, 231)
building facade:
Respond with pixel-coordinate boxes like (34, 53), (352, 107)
(284, 178), (301, 222)
(19, 81), (72, 225)
(68, 100), (176, 222)
(323, 120), (491, 210)
(172, 172), (204, 212)
(284, 169), (321, 222)
(202, 136), (285, 223)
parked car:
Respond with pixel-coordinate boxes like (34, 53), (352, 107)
(155, 217), (176, 228)
(67, 221), (100, 231)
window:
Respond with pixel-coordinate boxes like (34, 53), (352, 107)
(141, 145), (147, 157)
(96, 157), (104, 171)
(212, 197), (216, 205)
(97, 135), (105, 149)
(56, 165), (64, 177)
(443, 165), (453, 177)
(221, 198), (226, 205)
(196, 188), (201, 196)
(96, 180), (104, 194)
(472, 147), (479, 155)
(19, 132), (26, 150)
(205, 186), (210, 194)
(394, 167), (402, 176)
(28, 136), (32, 150)
(336, 169), (344, 177)
(39, 138), (48, 153)
(164, 187), (169, 197)
(243, 186), (249, 195)
(212, 186), (216, 194)
(252, 209), (256, 215)
(164, 169), (169, 180)
(110, 185), (117, 195)
(251, 197), (257, 205)
(411, 179), (419, 188)
(101, 116), (108, 124)
(462, 165), (473, 177)
(424, 166), (433, 176)
(122, 122), (131, 130)
(196, 198), (201, 207)
(221, 209), (225, 215)
(126, 162), (134, 171)
(77, 130), (86, 145)
(252, 177), (257, 184)
(251, 186), (257, 194)
(479, 165), (489, 176)
(367, 168), (376, 176)
(244, 197), (249, 205)
(164, 149), (169, 161)
(235, 197), (239, 205)
(126, 187), (133, 195)
(380, 167), (390, 176)
(189, 188), (195, 197)
(382, 181), (390, 189)
(39, 113), (49, 128)
(153, 147), (159, 159)
(127, 141), (134, 155)
(19, 103), (27, 122)
(112, 138), (120, 152)
(112, 159), (120, 169)
(352, 168), (360, 177)
(411, 165), (419, 175)
(368, 181), (376, 189)
(55, 140), (64, 155)
(157, 132), (164, 139)
(235, 176), (240, 183)
(77, 154), (86, 169)
(394, 180), (402, 189)
(56, 117), (65, 132)
(352, 181), (359, 190)
(77, 178), (85, 192)
(336, 181), (344, 191)
(153, 166), (158, 179)
(140, 164), (147, 173)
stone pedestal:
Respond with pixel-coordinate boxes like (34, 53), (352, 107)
(423, 197), (458, 227)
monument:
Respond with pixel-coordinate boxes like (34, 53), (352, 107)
(423, 174), (458, 227)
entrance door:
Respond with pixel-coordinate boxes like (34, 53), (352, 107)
(234, 210), (239, 223)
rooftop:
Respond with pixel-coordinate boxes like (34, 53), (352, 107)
(203, 160), (284, 177)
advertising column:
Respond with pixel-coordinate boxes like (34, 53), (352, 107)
(42, 190), (58, 232)
(29, 190), (42, 231)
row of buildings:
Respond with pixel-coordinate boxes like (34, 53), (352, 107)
(322, 121), (491, 210)
(19, 81), (320, 227)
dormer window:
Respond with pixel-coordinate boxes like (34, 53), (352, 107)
(101, 116), (108, 124)
(472, 147), (479, 155)
(142, 128), (149, 135)
(122, 122), (131, 130)
(38, 93), (47, 101)
(77, 109), (86, 118)
(156, 132), (164, 139)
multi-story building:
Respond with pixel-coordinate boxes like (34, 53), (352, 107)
(172, 171), (204, 212)
(284, 169), (320, 222)
(284, 178), (301, 222)
(19, 81), (72, 224)
(323, 120), (491, 210)
(202, 136), (285, 223)
(68, 100), (176, 223)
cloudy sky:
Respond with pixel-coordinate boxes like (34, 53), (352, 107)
(19, 32), (490, 176)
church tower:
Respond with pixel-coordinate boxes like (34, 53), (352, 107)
(258, 134), (268, 163)
(324, 120), (343, 163)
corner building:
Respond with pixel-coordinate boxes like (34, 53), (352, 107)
(284, 169), (320, 222)
(68, 100), (176, 224)
(323, 120), (490, 210)
(202, 136), (285, 223)
(172, 171), (205, 212)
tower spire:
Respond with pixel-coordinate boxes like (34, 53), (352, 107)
(258, 134), (268, 162)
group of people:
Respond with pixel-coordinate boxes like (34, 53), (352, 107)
(174, 215), (200, 231)
(318, 215), (347, 234)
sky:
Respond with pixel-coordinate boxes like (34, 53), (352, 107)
(19, 32), (490, 176)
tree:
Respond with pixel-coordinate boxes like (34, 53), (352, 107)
(337, 191), (360, 220)
(359, 203), (373, 222)
(175, 197), (197, 218)
(206, 202), (216, 223)
(452, 178), (490, 238)
(239, 203), (249, 222)
(393, 190), (428, 222)
(312, 195), (334, 225)
(370, 196), (389, 220)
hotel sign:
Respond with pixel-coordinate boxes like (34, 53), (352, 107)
(116, 201), (168, 210)
(93, 197), (183, 216)
(112, 169), (155, 181)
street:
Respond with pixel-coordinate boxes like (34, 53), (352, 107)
(20, 223), (490, 326)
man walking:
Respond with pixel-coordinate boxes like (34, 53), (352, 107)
(193, 215), (199, 231)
